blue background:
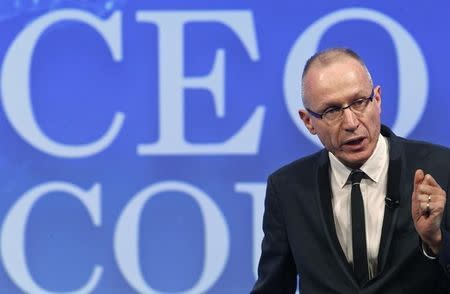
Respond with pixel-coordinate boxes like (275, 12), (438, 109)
(0, 1), (449, 293)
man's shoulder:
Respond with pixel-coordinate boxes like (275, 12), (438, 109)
(394, 135), (449, 158)
(269, 149), (326, 181)
(382, 124), (448, 158)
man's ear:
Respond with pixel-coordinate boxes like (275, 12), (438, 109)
(299, 109), (317, 135)
(374, 85), (382, 113)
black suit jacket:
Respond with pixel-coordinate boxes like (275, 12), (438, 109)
(252, 126), (450, 293)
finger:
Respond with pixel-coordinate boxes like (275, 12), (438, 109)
(423, 174), (442, 189)
(417, 193), (432, 202)
(417, 184), (444, 196)
(419, 198), (446, 214)
(413, 169), (425, 196)
(419, 201), (431, 215)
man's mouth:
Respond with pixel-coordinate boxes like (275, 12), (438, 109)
(342, 137), (365, 148)
(345, 138), (364, 145)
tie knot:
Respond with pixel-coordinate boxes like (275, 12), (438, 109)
(349, 170), (365, 185)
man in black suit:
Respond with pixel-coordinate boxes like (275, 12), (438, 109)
(251, 48), (450, 293)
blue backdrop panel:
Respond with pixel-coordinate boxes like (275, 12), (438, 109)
(0, 1), (448, 293)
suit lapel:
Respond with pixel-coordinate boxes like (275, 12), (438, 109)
(316, 150), (359, 288)
(375, 126), (409, 277)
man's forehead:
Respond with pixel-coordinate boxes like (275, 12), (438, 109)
(304, 58), (368, 93)
(302, 59), (371, 109)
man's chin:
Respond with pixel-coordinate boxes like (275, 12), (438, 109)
(338, 153), (370, 169)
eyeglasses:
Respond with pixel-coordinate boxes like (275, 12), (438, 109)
(306, 88), (375, 122)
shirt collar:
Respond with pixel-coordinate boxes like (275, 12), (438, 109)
(329, 134), (389, 188)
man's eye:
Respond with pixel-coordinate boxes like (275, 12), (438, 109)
(324, 107), (340, 114)
(353, 99), (365, 106)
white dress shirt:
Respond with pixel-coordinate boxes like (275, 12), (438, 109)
(329, 134), (389, 279)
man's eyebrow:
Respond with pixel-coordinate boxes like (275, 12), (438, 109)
(318, 97), (363, 112)
(314, 89), (369, 111)
(318, 102), (341, 111)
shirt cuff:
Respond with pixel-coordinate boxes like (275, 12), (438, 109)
(421, 242), (438, 260)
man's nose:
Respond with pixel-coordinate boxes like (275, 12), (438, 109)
(342, 108), (359, 130)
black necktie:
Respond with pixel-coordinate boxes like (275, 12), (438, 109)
(350, 170), (369, 286)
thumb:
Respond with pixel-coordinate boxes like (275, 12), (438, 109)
(414, 169), (425, 192)
(413, 169), (425, 198)
(412, 169), (425, 219)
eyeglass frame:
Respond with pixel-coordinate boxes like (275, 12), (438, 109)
(305, 88), (375, 121)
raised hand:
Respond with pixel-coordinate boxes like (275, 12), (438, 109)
(411, 169), (447, 254)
